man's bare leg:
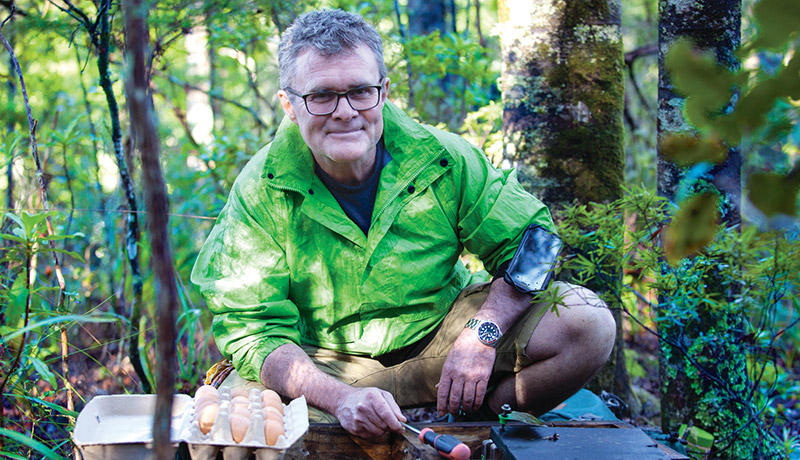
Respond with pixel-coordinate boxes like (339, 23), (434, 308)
(486, 286), (616, 415)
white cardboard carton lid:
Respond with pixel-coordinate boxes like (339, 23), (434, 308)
(74, 394), (192, 446)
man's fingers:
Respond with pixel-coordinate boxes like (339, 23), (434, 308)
(436, 376), (451, 415)
(356, 419), (386, 438)
(462, 380), (477, 413)
(448, 379), (464, 415)
(380, 391), (406, 430)
(473, 379), (488, 412)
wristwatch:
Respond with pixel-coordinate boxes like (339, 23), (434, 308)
(465, 318), (503, 348)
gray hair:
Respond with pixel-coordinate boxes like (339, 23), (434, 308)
(278, 9), (387, 90)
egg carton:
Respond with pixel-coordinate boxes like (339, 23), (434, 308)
(184, 387), (308, 460)
(73, 392), (309, 460)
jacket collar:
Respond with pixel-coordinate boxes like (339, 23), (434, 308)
(262, 100), (443, 191)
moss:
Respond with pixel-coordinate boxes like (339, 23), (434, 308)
(562, 0), (615, 29)
(536, 27), (625, 204)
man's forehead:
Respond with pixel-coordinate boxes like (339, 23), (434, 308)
(293, 45), (380, 89)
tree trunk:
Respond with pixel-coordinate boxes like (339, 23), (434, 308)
(123, 0), (178, 457)
(498, 0), (630, 406)
(657, 1), (780, 458)
(658, 0), (742, 226)
(408, 0), (446, 38)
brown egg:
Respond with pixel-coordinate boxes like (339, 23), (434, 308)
(229, 413), (251, 443)
(194, 385), (219, 401)
(195, 393), (220, 406)
(230, 387), (250, 399)
(260, 390), (283, 414)
(264, 418), (285, 446)
(197, 403), (219, 434)
(231, 404), (251, 419)
(261, 406), (283, 422)
(230, 395), (250, 408)
(194, 397), (219, 416)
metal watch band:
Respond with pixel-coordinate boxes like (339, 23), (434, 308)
(465, 318), (503, 347)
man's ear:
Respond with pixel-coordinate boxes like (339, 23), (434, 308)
(381, 78), (390, 103)
(277, 90), (298, 124)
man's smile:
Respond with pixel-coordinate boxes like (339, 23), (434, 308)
(326, 128), (364, 137)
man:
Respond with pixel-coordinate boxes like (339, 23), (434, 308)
(191, 9), (615, 439)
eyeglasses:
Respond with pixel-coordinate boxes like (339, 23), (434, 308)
(284, 82), (384, 116)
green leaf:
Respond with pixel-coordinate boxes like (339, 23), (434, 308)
(0, 233), (28, 244)
(25, 355), (58, 388)
(39, 233), (84, 241)
(751, 0), (800, 50)
(3, 212), (25, 232)
(665, 192), (720, 265)
(666, 41), (737, 125)
(660, 133), (728, 166)
(15, 394), (79, 418)
(41, 247), (86, 263)
(6, 274), (29, 331)
(2, 313), (121, 342)
(0, 427), (69, 460)
(747, 171), (800, 217)
(19, 211), (52, 236)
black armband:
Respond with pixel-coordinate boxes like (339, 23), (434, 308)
(502, 224), (562, 294)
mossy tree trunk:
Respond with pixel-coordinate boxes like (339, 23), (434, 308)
(498, 0), (630, 406)
(658, 1), (780, 458)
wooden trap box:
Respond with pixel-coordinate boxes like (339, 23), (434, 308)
(276, 420), (688, 460)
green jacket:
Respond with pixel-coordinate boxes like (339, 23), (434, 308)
(191, 101), (554, 382)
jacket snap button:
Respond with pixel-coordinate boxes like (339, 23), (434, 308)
(308, 189), (314, 195)
(267, 173), (274, 179)
(407, 185), (415, 194)
(440, 158), (448, 167)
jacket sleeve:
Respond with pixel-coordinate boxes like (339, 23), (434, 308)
(190, 167), (300, 383)
(449, 136), (555, 274)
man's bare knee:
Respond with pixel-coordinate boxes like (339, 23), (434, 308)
(531, 285), (616, 367)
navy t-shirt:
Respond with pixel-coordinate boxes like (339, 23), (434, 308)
(315, 138), (392, 235)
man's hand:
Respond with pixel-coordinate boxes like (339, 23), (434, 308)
(437, 328), (496, 416)
(335, 387), (407, 438)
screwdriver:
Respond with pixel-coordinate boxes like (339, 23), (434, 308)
(402, 422), (471, 460)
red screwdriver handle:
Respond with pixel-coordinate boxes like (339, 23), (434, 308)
(419, 428), (471, 460)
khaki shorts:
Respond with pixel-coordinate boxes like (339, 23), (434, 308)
(222, 281), (584, 421)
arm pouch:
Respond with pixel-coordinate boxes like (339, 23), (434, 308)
(503, 224), (563, 294)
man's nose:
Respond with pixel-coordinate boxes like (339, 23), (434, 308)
(331, 95), (358, 120)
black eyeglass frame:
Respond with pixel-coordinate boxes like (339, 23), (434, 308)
(284, 81), (385, 116)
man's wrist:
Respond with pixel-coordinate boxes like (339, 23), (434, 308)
(465, 318), (503, 347)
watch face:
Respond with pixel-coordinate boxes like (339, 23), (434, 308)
(477, 322), (501, 345)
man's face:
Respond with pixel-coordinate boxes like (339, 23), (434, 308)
(278, 45), (390, 183)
